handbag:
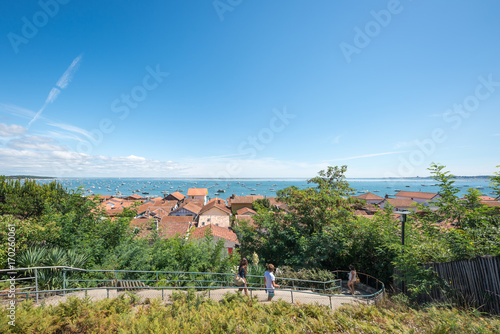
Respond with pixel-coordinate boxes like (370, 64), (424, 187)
(234, 273), (244, 286)
(355, 275), (360, 283)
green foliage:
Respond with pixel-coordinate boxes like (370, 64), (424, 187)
(253, 198), (271, 211)
(491, 166), (500, 200)
(234, 166), (399, 282)
(276, 266), (337, 291)
(101, 232), (239, 279)
(16, 246), (89, 290)
(235, 163), (500, 303)
(428, 163), (465, 225)
(1, 294), (498, 333)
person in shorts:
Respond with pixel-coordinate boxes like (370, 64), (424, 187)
(264, 263), (280, 301)
(238, 258), (248, 296)
(347, 265), (357, 295)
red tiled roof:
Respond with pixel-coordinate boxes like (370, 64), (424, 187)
(199, 201), (231, 215)
(168, 192), (186, 200)
(125, 194), (143, 200)
(190, 225), (239, 244)
(160, 216), (194, 223)
(236, 207), (257, 215)
(187, 188), (208, 196)
(482, 200), (500, 207)
(355, 192), (384, 201)
(172, 202), (202, 215)
(158, 222), (191, 239)
(229, 195), (264, 205)
(208, 197), (226, 205)
(395, 191), (439, 200)
(184, 198), (205, 206)
(479, 196), (497, 201)
(89, 195), (113, 202)
(384, 198), (417, 207)
(137, 202), (154, 214)
(130, 218), (155, 238)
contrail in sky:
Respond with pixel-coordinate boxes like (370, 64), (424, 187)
(28, 54), (83, 128)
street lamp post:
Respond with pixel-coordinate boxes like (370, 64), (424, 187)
(395, 210), (410, 247)
(395, 210), (410, 293)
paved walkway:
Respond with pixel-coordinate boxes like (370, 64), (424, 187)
(33, 286), (375, 310)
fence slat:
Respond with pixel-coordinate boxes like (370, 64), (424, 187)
(413, 256), (500, 315)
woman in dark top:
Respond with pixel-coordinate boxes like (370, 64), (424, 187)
(238, 258), (248, 296)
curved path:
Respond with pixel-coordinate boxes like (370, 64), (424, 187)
(37, 285), (375, 310)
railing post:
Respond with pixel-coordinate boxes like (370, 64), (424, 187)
(107, 288), (109, 299)
(162, 288), (164, 301)
(329, 295), (332, 309)
(63, 270), (66, 296)
(35, 268), (39, 304)
(291, 290), (294, 304)
(156, 272), (159, 287)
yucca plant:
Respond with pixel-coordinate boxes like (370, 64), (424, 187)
(65, 249), (89, 269)
(17, 246), (89, 291)
(17, 246), (46, 269)
(44, 247), (67, 269)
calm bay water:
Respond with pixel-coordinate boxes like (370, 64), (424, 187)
(35, 177), (495, 199)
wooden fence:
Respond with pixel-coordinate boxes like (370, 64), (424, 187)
(411, 256), (500, 315)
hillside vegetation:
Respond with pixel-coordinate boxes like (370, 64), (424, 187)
(1, 292), (499, 334)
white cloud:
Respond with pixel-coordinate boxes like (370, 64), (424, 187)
(56, 54), (83, 89)
(47, 122), (94, 141)
(0, 147), (183, 177)
(45, 87), (61, 104)
(0, 104), (37, 120)
(8, 137), (67, 152)
(45, 131), (87, 142)
(28, 54), (83, 128)
(0, 123), (27, 137)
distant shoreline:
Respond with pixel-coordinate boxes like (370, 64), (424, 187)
(5, 175), (493, 180)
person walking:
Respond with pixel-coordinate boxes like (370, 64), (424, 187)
(264, 263), (280, 301)
(347, 265), (357, 295)
(238, 258), (248, 296)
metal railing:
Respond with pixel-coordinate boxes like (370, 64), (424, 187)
(332, 270), (386, 301)
(0, 267), (384, 308)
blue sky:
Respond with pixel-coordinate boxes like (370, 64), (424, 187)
(0, 0), (499, 178)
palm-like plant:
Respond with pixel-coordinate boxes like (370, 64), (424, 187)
(17, 246), (46, 269)
(17, 247), (89, 290)
(66, 249), (89, 269)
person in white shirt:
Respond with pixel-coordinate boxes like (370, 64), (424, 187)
(264, 263), (280, 301)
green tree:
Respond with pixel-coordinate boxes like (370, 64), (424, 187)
(491, 165), (500, 200)
(428, 163), (466, 226)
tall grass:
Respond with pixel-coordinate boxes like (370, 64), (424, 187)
(1, 292), (498, 333)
